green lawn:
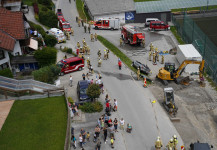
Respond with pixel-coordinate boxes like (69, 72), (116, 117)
(76, 0), (91, 21)
(170, 26), (185, 44)
(0, 96), (67, 150)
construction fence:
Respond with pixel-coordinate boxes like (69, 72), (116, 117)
(172, 13), (217, 84)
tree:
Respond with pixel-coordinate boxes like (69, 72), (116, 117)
(86, 84), (101, 101)
(39, 10), (58, 28)
(0, 68), (13, 78)
(34, 47), (57, 67)
(44, 35), (57, 47)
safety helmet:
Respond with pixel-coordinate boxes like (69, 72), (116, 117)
(173, 135), (177, 139)
(170, 139), (173, 143)
(157, 136), (160, 140)
(88, 57), (89, 59)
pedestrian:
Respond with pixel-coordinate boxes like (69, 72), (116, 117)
(114, 118), (118, 132)
(81, 19), (84, 27)
(104, 114), (109, 125)
(113, 99), (117, 111)
(137, 68), (140, 80)
(155, 136), (163, 150)
(96, 139), (101, 150)
(78, 18), (81, 27)
(69, 0), (71, 3)
(120, 118), (125, 130)
(101, 119), (105, 129)
(173, 135), (178, 150)
(94, 125), (101, 139)
(103, 126), (108, 143)
(79, 134), (83, 148)
(69, 75), (73, 87)
(82, 73), (85, 80)
(91, 79), (94, 84)
(71, 126), (74, 136)
(86, 132), (90, 142)
(71, 135), (76, 149)
(118, 60), (122, 70)
(88, 25), (91, 33)
(76, 16), (78, 23)
(106, 48), (110, 59)
(109, 124), (115, 140)
(95, 33), (98, 41)
(84, 25), (87, 33)
(80, 128), (86, 144)
(111, 137), (114, 148)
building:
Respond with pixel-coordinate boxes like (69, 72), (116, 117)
(84, 0), (136, 24)
(0, 0), (21, 11)
(0, 7), (30, 71)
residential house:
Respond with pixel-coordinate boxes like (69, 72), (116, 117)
(0, 0), (21, 11)
(0, 7), (30, 71)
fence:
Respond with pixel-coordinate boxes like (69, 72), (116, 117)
(172, 13), (217, 84)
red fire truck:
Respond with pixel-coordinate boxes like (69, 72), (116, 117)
(59, 18), (71, 33)
(57, 9), (64, 21)
(93, 19), (120, 30)
(121, 25), (145, 45)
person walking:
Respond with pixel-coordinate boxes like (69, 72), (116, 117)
(120, 118), (125, 130)
(114, 118), (118, 132)
(113, 99), (117, 112)
(71, 135), (76, 149)
(79, 134), (83, 148)
(96, 139), (101, 150)
(95, 33), (98, 41)
(88, 24), (91, 33)
(111, 137), (114, 148)
(69, 75), (73, 87)
(82, 73), (85, 80)
(155, 136), (163, 150)
(81, 19), (84, 27)
(84, 25), (87, 33)
(94, 125), (101, 139)
(118, 60), (122, 70)
(80, 128), (86, 145)
(103, 126), (108, 143)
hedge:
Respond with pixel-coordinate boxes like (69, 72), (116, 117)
(0, 68), (13, 78)
(39, 10), (58, 28)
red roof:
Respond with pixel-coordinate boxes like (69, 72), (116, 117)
(0, 7), (25, 40)
(0, 30), (16, 52)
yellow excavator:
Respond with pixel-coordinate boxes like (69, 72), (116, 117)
(157, 59), (205, 85)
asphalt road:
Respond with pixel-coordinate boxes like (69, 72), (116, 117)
(56, 0), (184, 149)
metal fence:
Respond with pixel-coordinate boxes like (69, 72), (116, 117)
(172, 13), (217, 84)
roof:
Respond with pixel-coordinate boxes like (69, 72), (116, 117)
(0, 29), (16, 52)
(135, 0), (217, 13)
(178, 44), (202, 59)
(85, 0), (135, 16)
(10, 56), (38, 64)
(0, 7), (25, 40)
(123, 24), (142, 34)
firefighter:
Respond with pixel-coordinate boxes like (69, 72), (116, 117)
(71, 28), (74, 36)
(166, 139), (174, 150)
(88, 24), (91, 33)
(120, 37), (123, 47)
(95, 33), (98, 41)
(161, 55), (164, 64)
(81, 19), (84, 27)
(106, 48), (110, 59)
(87, 57), (90, 67)
(82, 38), (86, 46)
(82, 46), (85, 54)
(137, 68), (140, 80)
(84, 45), (88, 55)
(87, 45), (90, 55)
(77, 41), (80, 48)
(149, 51), (152, 61)
(78, 18), (81, 27)
(156, 51), (159, 62)
(97, 49), (101, 58)
(91, 33), (94, 42)
(153, 52), (157, 65)
(155, 136), (163, 150)
(103, 49), (107, 60)
(76, 16), (78, 23)
(150, 42), (153, 51)
(173, 135), (178, 150)
(66, 32), (70, 40)
(84, 25), (87, 33)
(142, 39), (145, 48)
(98, 58), (102, 67)
(79, 47), (83, 54)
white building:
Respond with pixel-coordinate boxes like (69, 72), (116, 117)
(0, 0), (21, 11)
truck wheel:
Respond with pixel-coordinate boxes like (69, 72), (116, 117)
(79, 67), (82, 71)
(111, 28), (114, 31)
(60, 72), (64, 76)
(95, 26), (98, 30)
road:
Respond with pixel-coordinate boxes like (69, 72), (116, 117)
(56, 0), (184, 149)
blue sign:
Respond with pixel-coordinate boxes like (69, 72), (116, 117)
(125, 12), (135, 21)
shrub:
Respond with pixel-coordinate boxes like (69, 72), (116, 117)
(67, 97), (74, 104)
(32, 65), (60, 84)
(86, 84), (101, 100)
(38, 0), (53, 8)
(41, 6), (48, 12)
(35, 14), (39, 21)
(44, 35), (57, 47)
(28, 21), (46, 37)
(34, 47), (57, 67)
(39, 10), (58, 28)
(0, 68), (13, 78)
(33, 3), (39, 14)
(79, 102), (103, 113)
(66, 48), (72, 54)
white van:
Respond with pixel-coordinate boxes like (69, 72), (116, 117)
(47, 28), (66, 43)
(145, 18), (160, 27)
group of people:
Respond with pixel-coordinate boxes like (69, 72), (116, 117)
(155, 135), (179, 150)
(76, 16), (91, 34)
(97, 48), (110, 67)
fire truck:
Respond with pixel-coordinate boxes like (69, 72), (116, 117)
(121, 25), (145, 45)
(59, 18), (71, 33)
(57, 9), (64, 21)
(93, 19), (120, 30)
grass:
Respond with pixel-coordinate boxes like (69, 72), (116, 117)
(170, 26), (185, 44)
(76, 0), (91, 22)
(172, 5), (217, 12)
(204, 72), (217, 91)
(0, 96), (67, 150)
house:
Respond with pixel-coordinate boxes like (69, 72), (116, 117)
(0, 7), (30, 71)
(0, 0), (21, 11)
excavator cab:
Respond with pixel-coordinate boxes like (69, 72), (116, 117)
(164, 63), (175, 73)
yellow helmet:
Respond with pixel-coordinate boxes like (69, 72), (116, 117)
(170, 139), (173, 143)
(173, 135), (177, 139)
(157, 136), (160, 140)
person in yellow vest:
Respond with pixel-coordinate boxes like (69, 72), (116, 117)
(173, 135), (178, 150)
(95, 33), (98, 41)
(78, 18), (81, 27)
(66, 32), (70, 40)
(91, 33), (94, 42)
(82, 46), (85, 54)
(71, 28), (74, 36)
(82, 38), (86, 45)
(137, 68), (140, 80)
(87, 45), (90, 55)
(161, 55), (164, 64)
(84, 45), (88, 55)
(103, 49), (107, 60)
(155, 136), (163, 150)
(167, 139), (174, 150)
(150, 42), (153, 51)
(142, 39), (145, 48)
(97, 49), (101, 58)
(120, 37), (123, 47)
(149, 51), (152, 61)
(98, 58), (102, 67)
(77, 41), (80, 48)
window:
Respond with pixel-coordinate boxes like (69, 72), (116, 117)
(0, 50), (5, 60)
(105, 20), (108, 24)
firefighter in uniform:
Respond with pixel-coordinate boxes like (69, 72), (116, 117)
(155, 136), (163, 150)
(82, 38), (86, 46)
(77, 41), (80, 48)
(149, 51), (152, 61)
(137, 68), (140, 80)
(91, 33), (94, 42)
(78, 18), (81, 27)
(87, 45), (90, 55)
(66, 32), (70, 40)
(87, 57), (90, 67)
(98, 58), (102, 67)
(120, 37), (123, 47)
(167, 139), (174, 150)
(103, 49), (107, 60)
(155, 48), (159, 61)
(150, 42), (153, 51)
(153, 52), (157, 65)
(95, 33), (98, 41)
(173, 135), (178, 150)
(161, 55), (164, 64)
(88, 24), (91, 33)
(84, 45), (88, 55)
(106, 48), (109, 59)
(97, 49), (101, 58)
(71, 28), (74, 36)
(142, 39), (145, 48)
(84, 25), (87, 33)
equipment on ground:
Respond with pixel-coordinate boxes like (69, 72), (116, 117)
(121, 25), (145, 45)
(157, 60), (205, 85)
(190, 141), (213, 150)
(94, 19), (120, 30)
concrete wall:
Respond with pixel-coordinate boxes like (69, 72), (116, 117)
(3, 1), (21, 11)
(94, 12), (126, 24)
(0, 50), (11, 69)
(134, 11), (171, 23)
(10, 41), (22, 56)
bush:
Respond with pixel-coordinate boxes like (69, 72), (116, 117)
(41, 6), (48, 12)
(67, 97), (74, 104)
(34, 47), (57, 67)
(32, 65), (60, 84)
(79, 102), (103, 113)
(39, 10), (58, 28)
(66, 48), (72, 54)
(86, 84), (101, 100)
(44, 35), (57, 47)
(28, 21), (46, 37)
(0, 68), (13, 78)
(38, 0), (53, 8)
(33, 3), (39, 14)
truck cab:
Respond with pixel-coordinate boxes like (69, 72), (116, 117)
(59, 18), (71, 33)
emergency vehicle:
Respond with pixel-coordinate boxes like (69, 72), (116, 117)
(121, 25), (145, 45)
(57, 9), (64, 20)
(94, 19), (120, 30)
(59, 18), (71, 33)
(47, 28), (66, 43)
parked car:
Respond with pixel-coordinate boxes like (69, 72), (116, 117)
(132, 60), (151, 74)
(77, 80), (91, 102)
(145, 18), (160, 27)
(149, 21), (170, 31)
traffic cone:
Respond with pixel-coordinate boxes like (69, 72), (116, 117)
(143, 78), (147, 88)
